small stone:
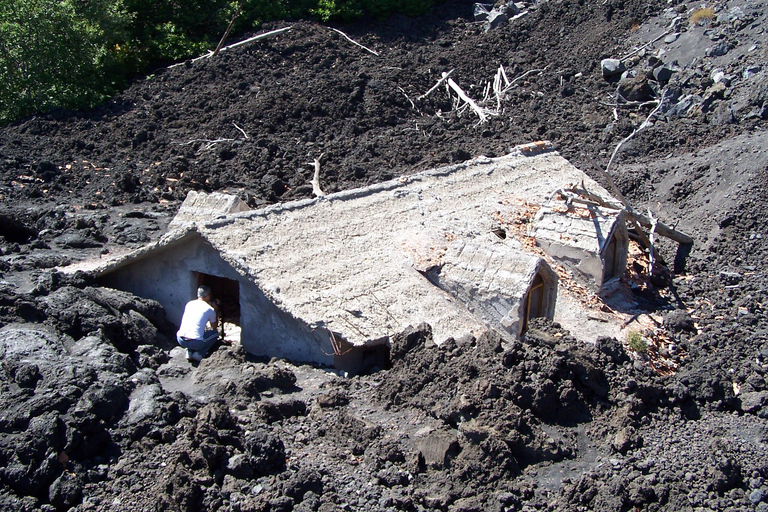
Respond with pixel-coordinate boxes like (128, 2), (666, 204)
(49, 472), (83, 510)
(666, 95), (699, 118)
(739, 391), (768, 413)
(485, 11), (509, 30)
(750, 489), (766, 505)
(653, 65), (675, 82)
(663, 309), (696, 333)
(612, 427), (643, 454)
(706, 41), (730, 57)
(719, 271), (743, 285)
(473, 3), (491, 21)
(744, 65), (762, 79)
(619, 75), (653, 101)
(719, 215), (735, 228)
(704, 82), (727, 100)
(226, 453), (254, 479)
(620, 69), (638, 80)
(664, 33), (680, 43)
(601, 59), (626, 79)
(710, 103), (736, 126)
(711, 70), (732, 86)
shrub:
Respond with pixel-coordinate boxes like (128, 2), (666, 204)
(0, 0), (122, 124)
(690, 7), (715, 25)
(626, 331), (648, 353)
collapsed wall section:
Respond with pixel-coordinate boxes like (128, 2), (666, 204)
(425, 239), (558, 339)
(530, 206), (628, 289)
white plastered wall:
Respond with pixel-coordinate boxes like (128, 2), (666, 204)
(98, 235), (333, 366)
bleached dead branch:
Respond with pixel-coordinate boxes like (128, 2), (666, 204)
(604, 91), (666, 176)
(329, 27), (379, 56)
(506, 67), (547, 89)
(418, 65), (545, 123)
(647, 208), (659, 275)
(180, 138), (235, 150)
(398, 86), (416, 110)
(168, 27), (292, 68)
(577, 89), (694, 260)
(232, 122), (249, 139)
(418, 69), (454, 100)
(620, 30), (672, 61)
(446, 74), (496, 123)
(310, 153), (326, 197)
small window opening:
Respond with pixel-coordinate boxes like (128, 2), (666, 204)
(196, 272), (241, 344)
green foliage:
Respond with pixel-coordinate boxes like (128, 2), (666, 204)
(627, 331), (648, 353)
(311, 0), (363, 22)
(0, 0), (438, 125)
(310, 0), (435, 21)
(0, 0), (123, 123)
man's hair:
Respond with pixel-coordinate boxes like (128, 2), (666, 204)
(197, 285), (212, 299)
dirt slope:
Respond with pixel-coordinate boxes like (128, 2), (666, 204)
(1, 0), (768, 510)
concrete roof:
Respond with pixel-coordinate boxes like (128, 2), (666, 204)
(90, 146), (621, 347)
(530, 204), (626, 255)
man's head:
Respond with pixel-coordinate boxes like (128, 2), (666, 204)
(197, 285), (212, 301)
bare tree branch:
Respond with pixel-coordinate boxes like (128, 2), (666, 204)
(329, 27), (379, 56)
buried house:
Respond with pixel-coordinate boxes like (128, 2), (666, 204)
(91, 145), (629, 373)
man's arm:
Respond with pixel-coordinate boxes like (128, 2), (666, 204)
(208, 306), (219, 330)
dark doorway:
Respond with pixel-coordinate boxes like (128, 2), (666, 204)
(522, 273), (546, 334)
(196, 272), (241, 325)
(603, 234), (619, 282)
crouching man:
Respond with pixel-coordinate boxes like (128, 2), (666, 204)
(177, 285), (219, 362)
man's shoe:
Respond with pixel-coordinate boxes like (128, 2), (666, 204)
(186, 349), (203, 362)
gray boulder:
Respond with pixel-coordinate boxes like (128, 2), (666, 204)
(601, 59), (625, 79)
(473, 3), (491, 21)
(485, 11), (509, 31)
(739, 391), (768, 413)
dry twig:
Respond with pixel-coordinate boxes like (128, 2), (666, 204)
(180, 138), (235, 150)
(446, 75), (495, 123)
(418, 69), (454, 100)
(232, 122), (249, 139)
(398, 86), (416, 110)
(329, 27), (379, 56)
(169, 27), (292, 67)
(620, 30), (672, 61)
(212, 1), (244, 57)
